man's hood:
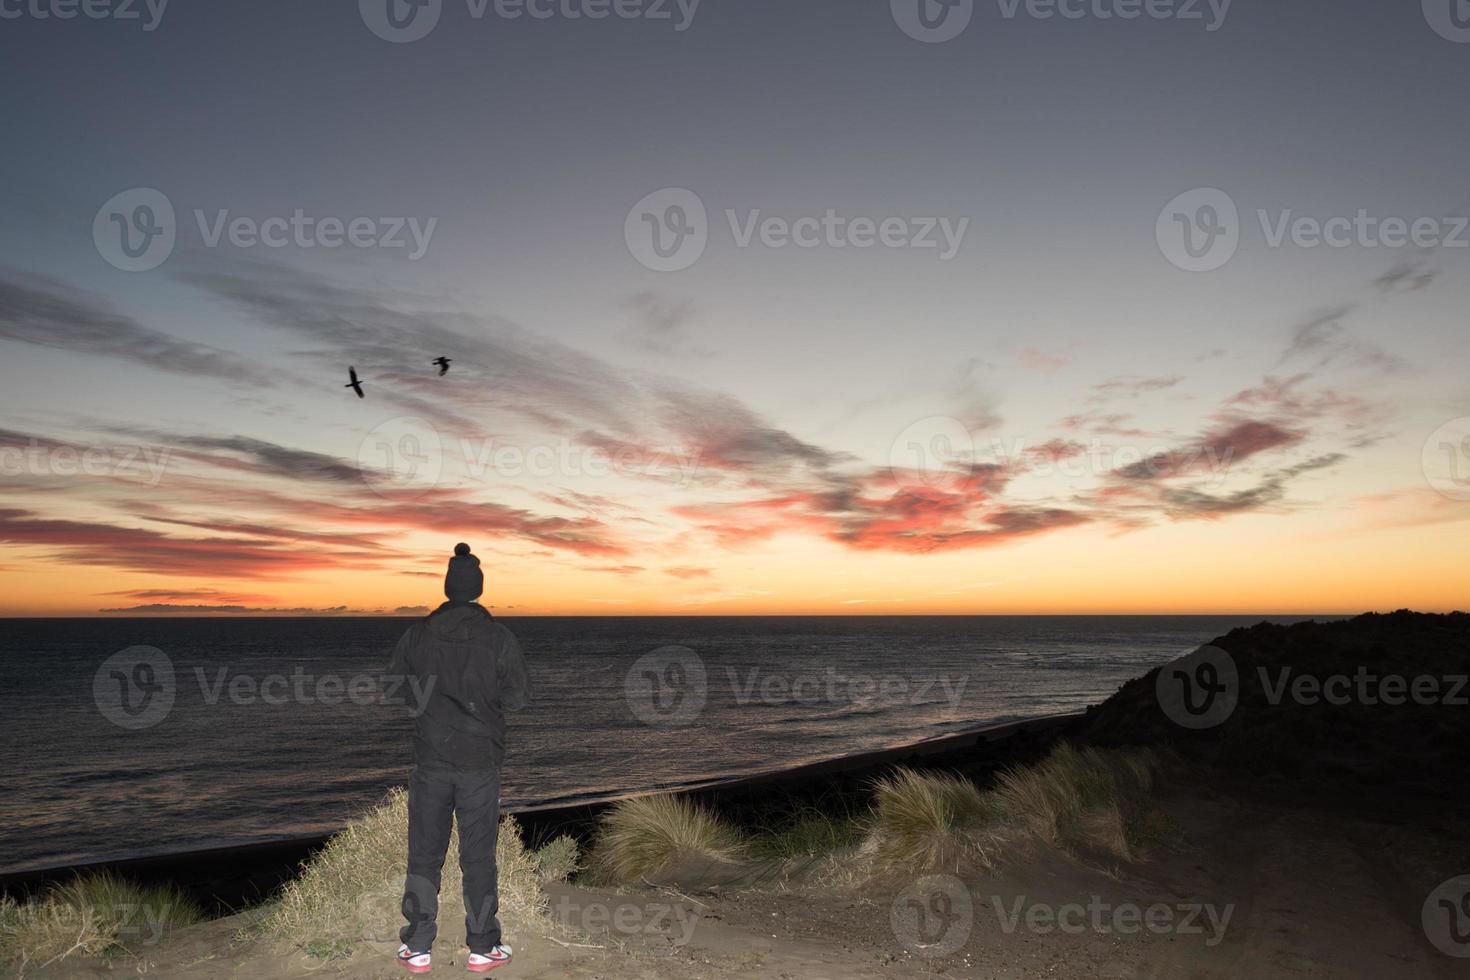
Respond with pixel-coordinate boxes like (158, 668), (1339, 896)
(427, 603), (491, 641)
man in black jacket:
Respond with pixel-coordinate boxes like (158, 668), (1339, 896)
(389, 543), (531, 974)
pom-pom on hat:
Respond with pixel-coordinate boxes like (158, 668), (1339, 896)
(444, 542), (483, 602)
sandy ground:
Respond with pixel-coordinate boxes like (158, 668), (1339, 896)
(24, 786), (1470, 980)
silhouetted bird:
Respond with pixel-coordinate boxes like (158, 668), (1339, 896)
(345, 367), (365, 398)
(433, 356), (452, 376)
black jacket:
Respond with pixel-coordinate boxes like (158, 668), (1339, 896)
(388, 602), (531, 771)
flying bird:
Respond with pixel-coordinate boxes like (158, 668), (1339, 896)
(433, 356), (452, 376)
(345, 366), (365, 398)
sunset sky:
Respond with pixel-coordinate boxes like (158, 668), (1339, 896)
(1, 0), (1467, 616)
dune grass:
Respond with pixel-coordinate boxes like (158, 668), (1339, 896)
(865, 743), (1165, 875)
(586, 794), (746, 883)
(257, 787), (547, 955)
(0, 872), (202, 973)
(749, 804), (869, 861)
(583, 744), (1166, 886)
(533, 834), (581, 883)
(870, 767), (1007, 873)
(993, 743), (1161, 859)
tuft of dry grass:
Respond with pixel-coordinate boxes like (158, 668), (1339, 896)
(586, 794), (746, 883)
(863, 744), (1165, 876)
(869, 768), (1004, 874)
(533, 835), (581, 883)
(0, 872), (202, 975)
(258, 787), (547, 955)
(993, 743), (1160, 858)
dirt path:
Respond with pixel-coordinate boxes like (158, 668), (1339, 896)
(23, 792), (1470, 979)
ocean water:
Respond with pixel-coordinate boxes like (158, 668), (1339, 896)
(0, 615), (1309, 873)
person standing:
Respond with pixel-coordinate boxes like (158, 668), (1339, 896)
(389, 543), (530, 973)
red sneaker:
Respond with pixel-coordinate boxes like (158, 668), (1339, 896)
(466, 944), (511, 972)
(397, 944), (432, 973)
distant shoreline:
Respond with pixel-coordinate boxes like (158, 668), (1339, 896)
(0, 612), (1362, 620)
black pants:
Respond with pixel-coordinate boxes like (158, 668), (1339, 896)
(400, 765), (503, 953)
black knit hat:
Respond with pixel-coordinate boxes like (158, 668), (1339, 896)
(444, 542), (483, 602)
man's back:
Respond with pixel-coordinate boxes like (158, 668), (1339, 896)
(392, 543), (526, 969)
(391, 602), (530, 771)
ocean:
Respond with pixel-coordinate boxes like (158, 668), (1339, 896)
(0, 614), (1313, 874)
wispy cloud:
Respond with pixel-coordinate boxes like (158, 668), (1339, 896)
(0, 271), (273, 386)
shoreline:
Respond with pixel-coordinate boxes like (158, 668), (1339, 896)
(0, 710), (1081, 906)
